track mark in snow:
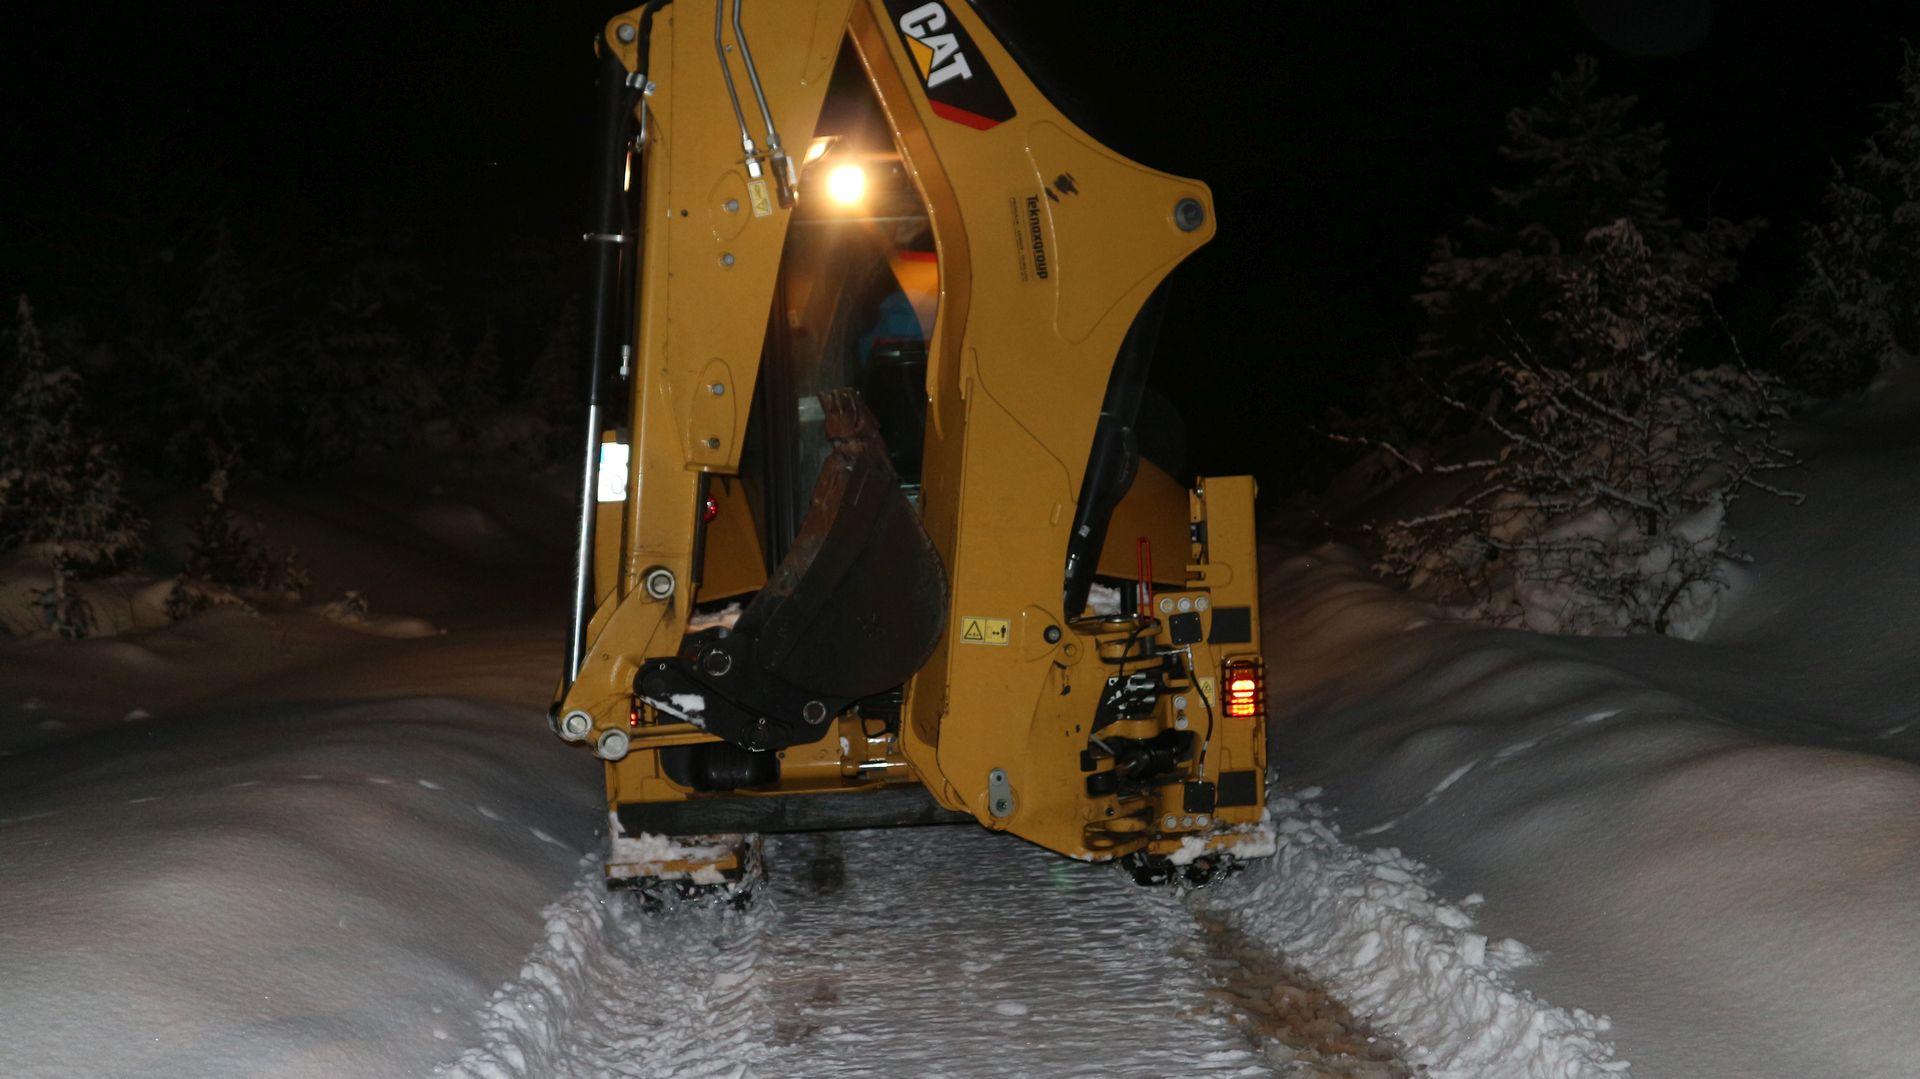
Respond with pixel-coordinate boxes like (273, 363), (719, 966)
(418, 778), (444, 790)
(1194, 912), (1415, 1076)
(440, 856), (772, 1079)
(750, 829), (1271, 1077)
(475, 805), (502, 821)
(449, 816), (1611, 1077)
(1199, 795), (1628, 1078)
(446, 827), (1418, 1078)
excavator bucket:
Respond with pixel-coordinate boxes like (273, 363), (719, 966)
(633, 390), (946, 751)
(551, 0), (1271, 889)
(738, 388), (947, 697)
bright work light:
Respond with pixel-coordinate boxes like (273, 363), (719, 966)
(825, 162), (867, 207)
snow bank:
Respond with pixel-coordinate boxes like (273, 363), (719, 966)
(1203, 797), (1625, 1078)
(0, 457), (600, 1078)
(0, 697), (599, 1078)
(1269, 385), (1920, 1076)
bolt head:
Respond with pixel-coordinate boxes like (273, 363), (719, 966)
(596, 728), (630, 761)
(1162, 815), (1179, 830)
(701, 648), (733, 677)
(558, 710), (593, 741)
(1043, 625), (1061, 644)
(615, 22), (637, 42)
(1173, 197), (1206, 232)
(720, 252), (736, 267)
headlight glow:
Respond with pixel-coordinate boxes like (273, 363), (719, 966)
(825, 162), (867, 207)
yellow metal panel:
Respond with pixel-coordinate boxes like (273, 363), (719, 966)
(564, 1), (1265, 869)
(1094, 460), (1193, 587)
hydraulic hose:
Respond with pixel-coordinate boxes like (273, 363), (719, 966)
(568, 2), (669, 685)
(1061, 280), (1171, 618)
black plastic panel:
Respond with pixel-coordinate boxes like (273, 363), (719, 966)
(618, 786), (971, 836)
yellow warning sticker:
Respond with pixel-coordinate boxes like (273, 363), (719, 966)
(747, 179), (774, 218)
(959, 616), (1011, 646)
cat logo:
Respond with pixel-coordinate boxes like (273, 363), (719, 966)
(884, 0), (1017, 130)
(896, 2), (973, 87)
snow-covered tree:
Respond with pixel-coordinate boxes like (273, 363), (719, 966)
(145, 221), (270, 476)
(283, 274), (440, 474)
(1376, 221), (1798, 637)
(0, 297), (147, 638)
(1781, 45), (1920, 395)
(1382, 57), (1753, 440)
(165, 462), (308, 619)
(519, 296), (584, 459)
(525, 296), (582, 423)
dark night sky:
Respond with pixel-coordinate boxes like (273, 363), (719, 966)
(5, 1), (1917, 495)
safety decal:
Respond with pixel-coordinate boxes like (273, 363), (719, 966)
(883, 1), (1017, 130)
(747, 179), (773, 218)
(1006, 192), (1051, 284)
(959, 616), (1011, 645)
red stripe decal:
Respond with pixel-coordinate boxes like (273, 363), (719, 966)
(930, 100), (1001, 131)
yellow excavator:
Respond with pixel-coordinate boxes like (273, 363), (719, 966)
(549, 0), (1269, 891)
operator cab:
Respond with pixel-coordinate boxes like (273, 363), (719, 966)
(744, 42), (938, 569)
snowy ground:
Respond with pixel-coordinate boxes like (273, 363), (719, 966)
(1269, 380), (1920, 1077)
(7, 382), (1920, 1077)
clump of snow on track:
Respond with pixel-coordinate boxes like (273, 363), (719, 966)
(1203, 796), (1625, 1078)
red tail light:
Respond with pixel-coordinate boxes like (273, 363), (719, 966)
(1222, 658), (1265, 719)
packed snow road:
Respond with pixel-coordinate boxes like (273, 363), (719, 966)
(443, 826), (1415, 1079)
(0, 454), (1635, 1078)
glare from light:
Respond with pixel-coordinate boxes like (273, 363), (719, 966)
(802, 135), (836, 167)
(825, 163), (867, 207)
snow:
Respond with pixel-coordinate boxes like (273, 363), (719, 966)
(1201, 797), (1624, 1078)
(0, 459), (601, 1077)
(10, 381), (1920, 1076)
(444, 827), (1303, 1078)
(1270, 376), (1920, 1076)
(686, 601), (743, 632)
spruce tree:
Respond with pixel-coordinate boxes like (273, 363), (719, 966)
(1, 297), (145, 637)
(1390, 57), (1751, 437)
(0, 296), (144, 574)
(1782, 45), (1920, 395)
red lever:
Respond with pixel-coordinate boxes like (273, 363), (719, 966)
(1137, 537), (1154, 618)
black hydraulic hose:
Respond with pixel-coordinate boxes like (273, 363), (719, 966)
(567, 1), (670, 684)
(1061, 279), (1171, 618)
